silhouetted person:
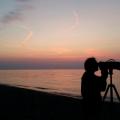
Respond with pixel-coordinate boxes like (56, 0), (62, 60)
(81, 57), (108, 120)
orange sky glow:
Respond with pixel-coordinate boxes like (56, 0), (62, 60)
(0, 0), (120, 68)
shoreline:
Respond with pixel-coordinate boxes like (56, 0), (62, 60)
(0, 84), (120, 120)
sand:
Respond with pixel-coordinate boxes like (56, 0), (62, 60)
(0, 84), (120, 120)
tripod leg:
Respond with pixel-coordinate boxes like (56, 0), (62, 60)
(103, 85), (110, 102)
(112, 85), (120, 102)
(110, 85), (113, 103)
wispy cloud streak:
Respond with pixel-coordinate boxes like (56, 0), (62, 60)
(0, 0), (34, 46)
(20, 25), (33, 47)
(1, 9), (23, 24)
(0, 0), (33, 25)
(62, 10), (80, 34)
(16, 0), (30, 2)
(72, 11), (80, 29)
(22, 31), (33, 47)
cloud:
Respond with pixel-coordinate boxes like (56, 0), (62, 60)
(62, 10), (80, 34)
(22, 31), (33, 47)
(1, 9), (23, 24)
(20, 25), (33, 47)
(71, 11), (80, 30)
(74, 11), (80, 22)
(0, 0), (33, 25)
(50, 48), (72, 55)
(16, 0), (30, 2)
(0, 0), (34, 48)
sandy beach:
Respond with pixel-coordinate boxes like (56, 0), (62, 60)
(0, 84), (120, 120)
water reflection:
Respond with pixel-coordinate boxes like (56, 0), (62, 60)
(0, 69), (119, 98)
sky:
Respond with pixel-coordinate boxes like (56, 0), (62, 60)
(0, 0), (120, 69)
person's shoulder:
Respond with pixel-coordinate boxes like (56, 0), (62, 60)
(82, 72), (87, 77)
(82, 72), (90, 80)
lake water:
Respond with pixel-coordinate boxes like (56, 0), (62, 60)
(0, 69), (120, 100)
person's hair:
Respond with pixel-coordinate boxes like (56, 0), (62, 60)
(84, 57), (98, 71)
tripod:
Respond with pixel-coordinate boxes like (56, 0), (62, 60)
(103, 68), (120, 103)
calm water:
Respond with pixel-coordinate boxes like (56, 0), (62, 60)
(0, 69), (120, 99)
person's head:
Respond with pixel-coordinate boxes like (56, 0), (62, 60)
(84, 57), (98, 72)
